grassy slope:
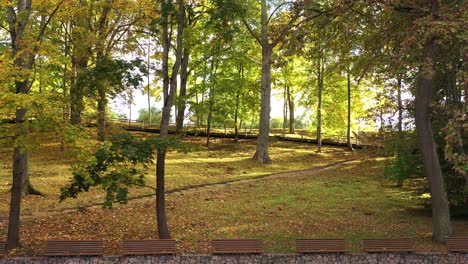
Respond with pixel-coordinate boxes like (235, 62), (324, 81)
(0, 133), (466, 256)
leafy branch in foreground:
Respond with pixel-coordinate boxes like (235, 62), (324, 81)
(60, 133), (190, 208)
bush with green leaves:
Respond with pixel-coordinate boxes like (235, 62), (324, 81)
(383, 132), (423, 186)
(60, 133), (189, 208)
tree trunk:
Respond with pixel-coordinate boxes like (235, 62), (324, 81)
(415, 38), (452, 243)
(253, 0), (272, 163)
(6, 0), (61, 249)
(396, 76), (404, 187)
(69, 7), (91, 126)
(346, 67), (354, 151)
(156, 0), (184, 239)
(397, 77), (403, 134)
(147, 39), (152, 125)
(316, 57), (323, 152)
(234, 63), (243, 140)
(287, 86), (294, 134)
(464, 48), (468, 188)
(206, 48), (219, 147)
(97, 81), (106, 142)
(176, 47), (190, 133)
(7, 107), (28, 250)
(283, 86), (288, 135)
(234, 92), (240, 140)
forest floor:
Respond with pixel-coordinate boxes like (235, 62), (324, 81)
(0, 132), (467, 256)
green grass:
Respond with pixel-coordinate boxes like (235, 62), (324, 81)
(0, 134), (362, 214)
(0, 132), (466, 256)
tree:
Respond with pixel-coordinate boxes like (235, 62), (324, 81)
(4, 0), (63, 250)
(155, 0), (185, 239)
(241, 0), (304, 163)
(137, 106), (162, 124)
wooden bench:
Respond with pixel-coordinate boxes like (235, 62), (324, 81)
(211, 239), (263, 254)
(363, 238), (413, 253)
(123, 239), (176, 255)
(0, 241), (5, 256)
(446, 237), (468, 253)
(296, 239), (347, 253)
(45, 240), (103, 256)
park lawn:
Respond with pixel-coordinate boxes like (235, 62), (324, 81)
(0, 157), (467, 256)
(0, 133), (365, 217)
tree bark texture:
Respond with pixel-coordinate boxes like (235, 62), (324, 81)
(253, 0), (272, 163)
(415, 38), (452, 243)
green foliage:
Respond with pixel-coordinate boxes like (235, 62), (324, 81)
(60, 133), (190, 208)
(383, 132), (423, 184)
(60, 133), (153, 208)
(137, 106), (162, 124)
(76, 57), (146, 99)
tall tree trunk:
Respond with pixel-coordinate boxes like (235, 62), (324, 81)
(7, 1), (32, 248)
(234, 63), (243, 141)
(176, 47), (190, 133)
(397, 77), (403, 134)
(97, 81), (106, 142)
(346, 67), (354, 151)
(464, 48), (468, 188)
(69, 2), (91, 125)
(6, 0), (62, 249)
(147, 39), (152, 125)
(287, 86), (294, 134)
(316, 57), (323, 152)
(206, 48), (219, 147)
(156, 0), (184, 239)
(253, 0), (272, 163)
(283, 86), (288, 135)
(157, 0), (172, 239)
(415, 38), (452, 243)
(69, 58), (87, 125)
(396, 76), (404, 187)
(7, 107), (28, 250)
(234, 92), (240, 140)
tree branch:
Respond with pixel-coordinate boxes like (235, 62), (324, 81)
(242, 17), (261, 45)
(267, 1), (294, 24)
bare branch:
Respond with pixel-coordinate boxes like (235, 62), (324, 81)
(36, 0), (65, 44)
(242, 17), (262, 45)
(267, 1), (294, 24)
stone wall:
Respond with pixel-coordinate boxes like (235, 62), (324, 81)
(0, 253), (467, 264)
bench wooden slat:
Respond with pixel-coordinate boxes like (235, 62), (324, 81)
(296, 239), (347, 253)
(0, 241), (5, 256)
(211, 239), (263, 254)
(447, 237), (468, 253)
(123, 240), (176, 255)
(45, 240), (103, 256)
(363, 238), (413, 252)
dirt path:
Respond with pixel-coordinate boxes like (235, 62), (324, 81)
(165, 158), (359, 195)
